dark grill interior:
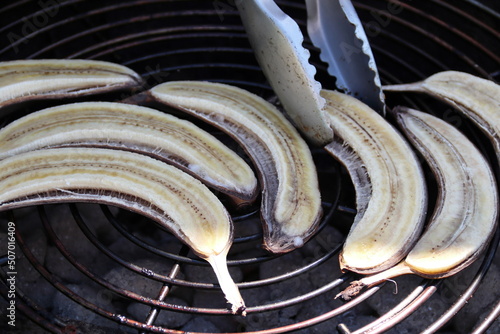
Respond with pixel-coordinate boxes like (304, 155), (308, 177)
(0, 1), (499, 333)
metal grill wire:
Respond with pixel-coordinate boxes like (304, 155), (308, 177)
(0, 0), (499, 333)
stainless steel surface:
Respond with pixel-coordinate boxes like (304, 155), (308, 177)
(236, 0), (333, 146)
(306, 0), (385, 114)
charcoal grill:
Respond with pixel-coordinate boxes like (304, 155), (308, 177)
(0, 0), (499, 333)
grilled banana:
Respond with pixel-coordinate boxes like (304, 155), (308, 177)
(337, 107), (498, 300)
(0, 148), (246, 314)
(0, 101), (258, 207)
(321, 90), (427, 275)
(0, 59), (142, 108)
(146, 81), (323, 253)
(383, 71), (500, 161)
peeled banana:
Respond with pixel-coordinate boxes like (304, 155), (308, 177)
(383, 71), (500, 161)
(337, 107), (498, 300)
(321, 90), (427, 275)
(146, 81), (323, 253)
(0, 101), (258, 207)
(0, 59), (143, 108)
(0, 148), (246, 314)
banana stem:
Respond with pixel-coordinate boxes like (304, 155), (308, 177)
(360, 262), (414, 287)
(382, 82), (423, 92)
(206, 253), (246, 316)
(336, 262), (414, 301)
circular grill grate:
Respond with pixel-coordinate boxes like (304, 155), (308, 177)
(0, 1), (499, 333)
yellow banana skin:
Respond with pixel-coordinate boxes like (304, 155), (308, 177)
(322, 90), (427, 275)
(148, 81), (323, 254)
(0, 148), (246, 314)
(337, 107), (498, 300)
(0, 101), (258, 207)
(384, 71), (500, 161)
(0, 59), (143, 108)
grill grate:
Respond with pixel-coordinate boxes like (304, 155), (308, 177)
(0, 1), (499, 333)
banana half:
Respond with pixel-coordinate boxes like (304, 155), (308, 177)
(0, 59), (143, 108)
(0, 148), (246, 314)
(0, 101), (258, 207)
(384, 71), (500, 161)
(322, 90), (427, 275)
(147, 81), (323, 254)
(397, 107), (498, 277)
(337, 107), (498, 300)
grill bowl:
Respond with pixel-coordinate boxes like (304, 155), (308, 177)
(0, 1), (499, 333)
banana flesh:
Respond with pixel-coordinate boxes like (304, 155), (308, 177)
(397, 107), (498, 276)
(148, 81), (323, 253)
(337, 107), (498, 300)
(0, 101), (258, 207)
(0, 59), (143, 108)
(383, 71), (500, 161)
(0, 148), (246, 314)
(322, 90), (427, 275)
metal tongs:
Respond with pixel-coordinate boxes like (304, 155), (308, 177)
(237, 0), (385, 146)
